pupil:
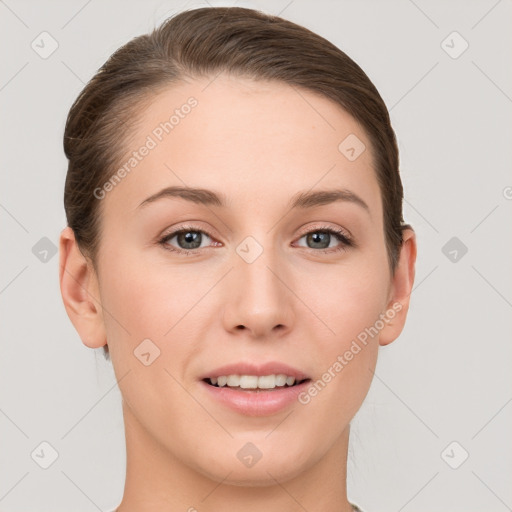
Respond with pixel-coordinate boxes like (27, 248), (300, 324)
(179, 231), (201, 249)
(308, 232), (329, 249)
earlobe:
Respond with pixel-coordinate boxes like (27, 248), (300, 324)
(59, 226), (107, 349)
(379, 228), (417, 347)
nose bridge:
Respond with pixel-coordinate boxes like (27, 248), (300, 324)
(236, 232), (284, 302)
(225, 231), (294, 335)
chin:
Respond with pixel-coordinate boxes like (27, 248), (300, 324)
(192, 445), (312, 487)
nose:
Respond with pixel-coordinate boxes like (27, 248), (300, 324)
(222, 238), (295, 340)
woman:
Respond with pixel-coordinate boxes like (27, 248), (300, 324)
(59, 6), (416, 511)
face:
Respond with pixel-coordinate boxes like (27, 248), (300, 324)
(74, 75), (409, 485)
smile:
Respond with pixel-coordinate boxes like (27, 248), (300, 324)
(204, 374), (309, 390)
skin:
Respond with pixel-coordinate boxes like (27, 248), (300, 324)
(59, 74), (416, 512)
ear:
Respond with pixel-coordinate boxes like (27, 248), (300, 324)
(379, 228), (417, 346)
(59, 226), (107, 349)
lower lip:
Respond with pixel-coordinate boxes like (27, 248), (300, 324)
(200, 379), (311, 416)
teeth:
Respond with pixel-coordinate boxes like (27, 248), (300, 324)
(257, 375), (276, 389)
(208, 374), (300, 389)
(275, 374), (287, 386)
(285, 376), (295, 386)
(227, 375), (240, 386)
(240, 375), (258, 388)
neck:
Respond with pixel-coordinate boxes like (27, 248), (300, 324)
(116, 402), (354, 512)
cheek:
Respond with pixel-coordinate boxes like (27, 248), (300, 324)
(294, 262), (387, 404)
(99, 247), (199, 341)
(295, 257), (389, 345)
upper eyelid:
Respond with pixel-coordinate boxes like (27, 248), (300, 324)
(296, 224), (351, 239)
(160, 224), (216, 241)
(162, 223), (349, 235)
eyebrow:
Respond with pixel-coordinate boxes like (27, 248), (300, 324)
(137, 185), (370, 215)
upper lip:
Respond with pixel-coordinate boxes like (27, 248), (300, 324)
(201, 361), (310, 381)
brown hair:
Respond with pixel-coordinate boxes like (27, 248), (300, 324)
(63, 7), (412, 360)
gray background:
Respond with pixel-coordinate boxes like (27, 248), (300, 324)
(1, 0), (511, 511)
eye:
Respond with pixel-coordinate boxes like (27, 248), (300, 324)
(158, 225), (218, 255)
(294, 225), (353, 254)
(158, 224), (354, 256)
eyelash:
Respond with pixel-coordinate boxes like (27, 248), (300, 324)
(158, 224), (354, 256)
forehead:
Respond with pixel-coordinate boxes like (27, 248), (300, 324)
(102, 74), (382, 221)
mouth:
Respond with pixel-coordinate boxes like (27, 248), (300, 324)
(202, 375), (311, 391)
(199, 365), (312, 415)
